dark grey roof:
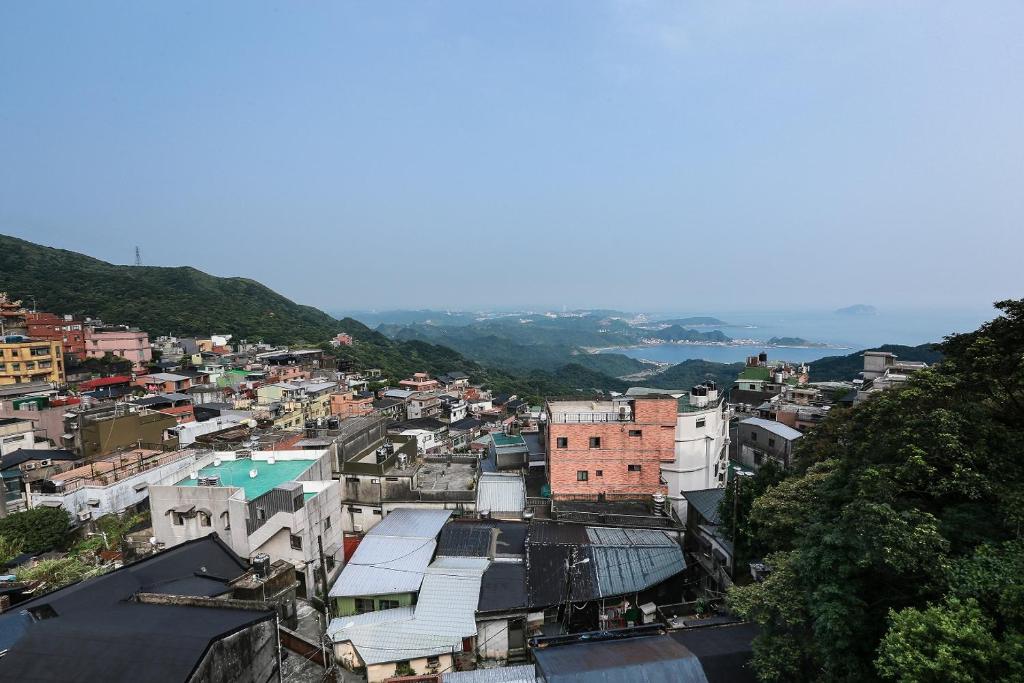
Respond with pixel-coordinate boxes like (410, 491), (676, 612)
(478, 562), (528, 613)
(0, 448), (78, 471)
(438, 524), (493, 558)
(669, 623), (760, 683)
(682, 488), (725, 525)
(533, 633), (707, 683)
(393, 417), (447, 431)
(0, 534), (270, 683)
(0, 417), (28, 426)
(449, 416), (484, 431)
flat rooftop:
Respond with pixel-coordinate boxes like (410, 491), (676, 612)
(491, 433), (527, 448)
(416, 462), (476, 492)
(176, 457), (316, 500)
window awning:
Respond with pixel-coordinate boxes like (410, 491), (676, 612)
(133, 483), (148, 492)
(169, 504), (195, 514)
(38, 501), (63, 508)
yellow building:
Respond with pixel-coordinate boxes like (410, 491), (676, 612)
(0, 338), (65, 386)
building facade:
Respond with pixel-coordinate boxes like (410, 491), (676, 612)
(0, 338), (64, 386)
(86, 328), (153, 370)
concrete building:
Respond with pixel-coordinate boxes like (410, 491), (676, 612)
(136, 372), (193, 394)
(399, 372), (441, 392)
(626, 384), (731, 519)
(544, 395), (677, 500)
(28, 447), (207, 521)
(149, 449), (342, 598)
(0, 337), (64, 386)
(86, 328), (152, 370)
(26, 312), (87, 360)
(407, 393), (442, 420)
(857, 350), (929, 402)
(62, 403), (179, 457)
(737, 417), (804, 469)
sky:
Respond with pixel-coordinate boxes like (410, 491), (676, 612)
(1, 1), (1021, 315)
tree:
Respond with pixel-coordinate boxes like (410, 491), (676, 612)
(727, 300), (1024, 682)
(0, 507), (71, 554)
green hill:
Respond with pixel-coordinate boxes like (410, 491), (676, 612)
(0, 234), (343, 343)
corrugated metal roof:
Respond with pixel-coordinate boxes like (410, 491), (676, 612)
(442, 664), (538, 683)
(681, 489), (725, 525)
(739, 417), (803, 441)
(328, 537), (436, 597)
(370, 508), (452, 539)
(329, 558), (487, 665)
(590, 545), (685, 598)
(438, 524), (493, 558)
(476, 473), (526, 514)
(533, 634), (707, 683)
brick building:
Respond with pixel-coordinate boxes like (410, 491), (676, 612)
(25, 312), (87, 360)
(544, 395), (677, 499)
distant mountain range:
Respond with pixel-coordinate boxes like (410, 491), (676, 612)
(835, 304), (878, 316)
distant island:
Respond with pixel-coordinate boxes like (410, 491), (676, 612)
(766, 336), (829, 348)
(656, 316), (729, 327)
(835, 304), (878, 316)
(652, 326), (731, 343)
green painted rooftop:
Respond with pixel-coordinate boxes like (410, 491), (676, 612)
(176, 458), (316, 500)
(491, 433), (527, 448)
(738, 367), (771, 381)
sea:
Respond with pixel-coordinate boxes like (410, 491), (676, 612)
(606, 307), (996, 365)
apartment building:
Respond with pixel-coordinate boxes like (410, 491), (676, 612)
(86, 328), (153, 370)
(0, 337), (64, 386)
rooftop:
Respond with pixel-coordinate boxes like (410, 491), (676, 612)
(740, 417), (804, 441)
(175, 456), (317, 500)
(737, 367), (771, 381)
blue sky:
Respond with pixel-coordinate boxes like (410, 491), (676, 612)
(1, 2), (1020, 314)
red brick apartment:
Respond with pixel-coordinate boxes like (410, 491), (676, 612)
(545, 395), (677, 499)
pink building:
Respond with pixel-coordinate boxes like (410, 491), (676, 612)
(86, 329), (152, 370)
(398, 372), (440, 392)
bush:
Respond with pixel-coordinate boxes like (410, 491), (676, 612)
(0, 507), (71, 554)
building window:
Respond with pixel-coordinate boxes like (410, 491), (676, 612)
(354, 598), (375, 614)
(589, 437), (601, 449)
(290, 534), (303, 551)
(768, 438), (776, 447)
(348, 506), (363, 514)
(628, 430), (642, 437)
(257, 507), (267, 521)
(595, 470), (603, 477)
(577, 470), (588, 482)
(556, 437), (568, 449)
(628, 464), (642, 472)
(324, 516), (332, 529)
(379, 599), (400, 610)
(172, 512), (185, 526)
(695, 418), (706, 429)
(754, 451), (764, 465)
(197, 511), (211, 527)
(751, 432), (757, 442)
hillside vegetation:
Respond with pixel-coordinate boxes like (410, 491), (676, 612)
(726, 300), (1024, 682)
(0, 234), (342, 343)
(807, 343), (944, 381)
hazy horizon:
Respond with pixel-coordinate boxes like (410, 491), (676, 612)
(2, 3), (1022, 312)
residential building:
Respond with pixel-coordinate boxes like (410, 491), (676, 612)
(28, 447), (206, 521)
(438, 394), (469, 423)
(399, 372), (441, 392)
(135, 371), (193, 393)
(737, 417), (804, 469)
(131, 393), (196, 424)
(856, 350), (929, 401)
(330, 389), (375, 417)
(437, 371), (471, 391)
(626, 384), (731, 518)
(0, 416), (37, 456)
(0, 447), (78, 512)
(25, 312), (87, 360)
(0, 336), (64, 386)
(680, 487), (735, 594)
(544, 395), (677, 500)
(77, 374), (134, 399)
(0, 534), (282, 683)
(149, 449), (342, 597)
(0, 392), (71, 447)
(62, 403), (179, 457)
(330, 332), (354, 347)
(487, 432), (530, 471)
(407, 393), (442, 419)
(328, 508), (452, 617)
(85, 327), (152, 370)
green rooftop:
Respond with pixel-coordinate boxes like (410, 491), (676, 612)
(491, 433), (527, 448)
(738, 367), (772, 381)
(176, 458), (317, 500)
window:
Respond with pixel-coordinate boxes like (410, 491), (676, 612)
(379, 599), (400, 610)
(556, 437), (568, 449)
(595, 469), (603, 477)
(695, 418), (706, 429)
(324, 516), (332, 530)
(751, 432), (758, 442)
(198, 511), (211, 527)
(354, 598), (375, 614)
(290, 534), (303, 550)
(748, 384), (756, 390)
(577, 470), (588, 482)
(372, 509), (383, 515)
(628, 464), (642, 472)
(172, 512), (185, 526)
(628, 430), (642, 437)
(589, 436), (601, 448)
(345, 476), (360, 483)
(754, 451), (765, 465)
(257, 507), (267, 521)
(348, 506), (363, 514)
(768, 438), (776, 447)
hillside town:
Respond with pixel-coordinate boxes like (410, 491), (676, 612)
(0, 292), (935, 682)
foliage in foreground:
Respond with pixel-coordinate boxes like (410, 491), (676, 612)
(0, 507), (71, 555)
(727, 300), (1024, 682)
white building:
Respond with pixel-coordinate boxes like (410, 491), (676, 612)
(626, 384), (731, 520)
(149, 449), (342, 598)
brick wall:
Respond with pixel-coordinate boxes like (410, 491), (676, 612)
(547, 398), (676, 498)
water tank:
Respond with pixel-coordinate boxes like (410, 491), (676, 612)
(376, 447), (388, 464)
(758, 352), (768, 364)
(327, 417), (340, 430)
(384, 441), (395, 455)
(396, 452), (409, 469)
(251, 553), (271, 578)
(249, 468), (259, 479)
(652, 492), (666, 516)
(522, 508), (535, 521)
(479, 509), (491, 519)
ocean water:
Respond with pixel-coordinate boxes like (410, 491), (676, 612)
(609, 307), (995, 365)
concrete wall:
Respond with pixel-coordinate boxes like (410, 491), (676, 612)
(187, 615), (279, 683)
(334, 591), (415, 617)
(737, 423), (796, 469)
(477, 617), (510, 661)
(662, 404), (730, 519)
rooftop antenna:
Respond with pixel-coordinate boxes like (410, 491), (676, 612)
(134, 246), (142, 266)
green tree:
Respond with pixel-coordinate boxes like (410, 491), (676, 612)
(0, 507), (71, 554)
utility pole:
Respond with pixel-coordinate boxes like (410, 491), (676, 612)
(317, 534), (333, 676)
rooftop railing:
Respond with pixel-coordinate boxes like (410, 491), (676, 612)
(549, 411), (631, 423)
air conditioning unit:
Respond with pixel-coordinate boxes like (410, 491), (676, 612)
(24, 463), (37, 471)
(77, 511), (91, 521)
(352, 524), (363, 533)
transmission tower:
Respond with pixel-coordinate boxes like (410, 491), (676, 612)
(135, 246), (142, 266)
